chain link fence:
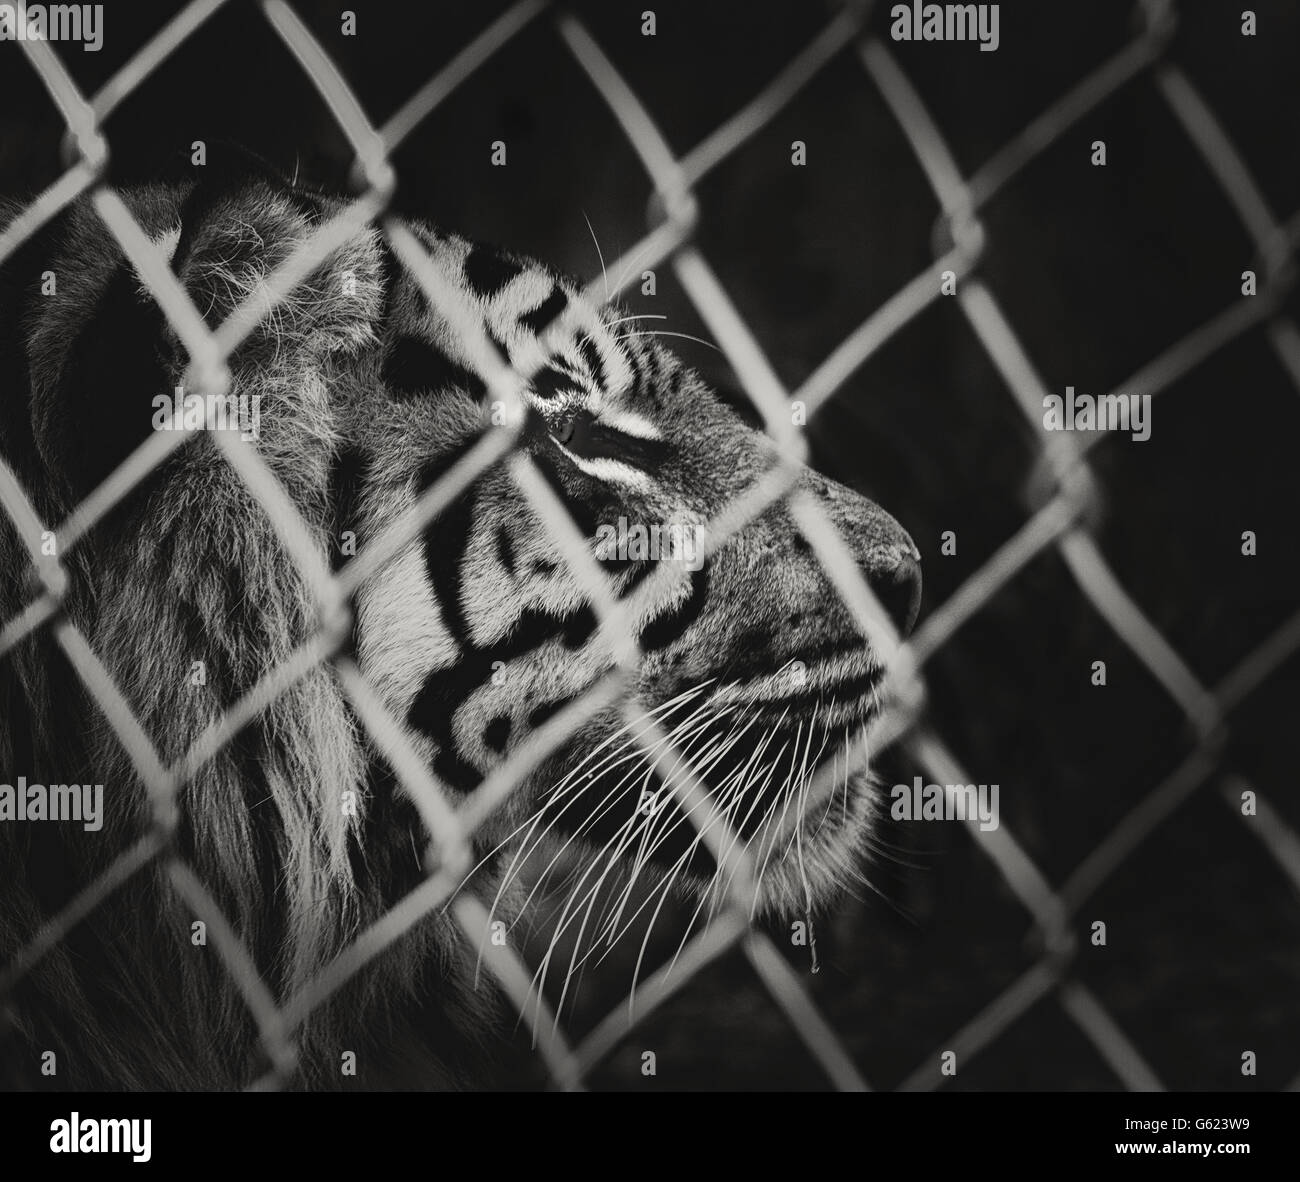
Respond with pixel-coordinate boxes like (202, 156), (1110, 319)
(0, 0), (1297, 1091)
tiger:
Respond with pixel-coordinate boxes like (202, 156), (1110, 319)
(0, 166), (920, 1090)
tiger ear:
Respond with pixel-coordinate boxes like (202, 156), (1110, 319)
(170, 175), (384, 363)
(9, 178), (385, 507)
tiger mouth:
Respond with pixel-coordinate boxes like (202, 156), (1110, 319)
(710, 660), (888, 730)
(543, 658), (884, 881)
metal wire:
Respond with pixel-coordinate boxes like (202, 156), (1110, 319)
(1, 0), (1297, 1092)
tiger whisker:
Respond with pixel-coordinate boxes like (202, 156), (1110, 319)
(546, 712), (743, 1019)
(482, 682), (714, 902)
(619, 329), (722, 353)
(529, 701), (727, 1028)
(779, 719), (832, 861)
(748, 721), (805, 919)
(663, 731), (790, 978)
(538, 728), (732, 1036)
(587, 709), (761, 954)
(709, 752), (789, 921)
(458, 686), (714, 986)
(605, 313), (667, 327)
(792, 712), (829, 973)
(620, 776), (755, 1017)
(582, 210), (610, 304)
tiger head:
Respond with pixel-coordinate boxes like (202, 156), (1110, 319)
(346, 221), (921, 921)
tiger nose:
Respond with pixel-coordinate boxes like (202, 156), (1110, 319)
(863, 547), (922, 637)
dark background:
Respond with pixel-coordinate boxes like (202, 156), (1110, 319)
(1, 0), (1298, 1089)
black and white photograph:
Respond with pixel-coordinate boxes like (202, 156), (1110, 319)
(0, 0), (1297, 1161)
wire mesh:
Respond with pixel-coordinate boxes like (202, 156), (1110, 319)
(0, 0), (1297, 1092)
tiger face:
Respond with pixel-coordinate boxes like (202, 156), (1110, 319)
(347, 223), (921, 919)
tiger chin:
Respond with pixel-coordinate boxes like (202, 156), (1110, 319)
(0, 166), (919, 1090)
